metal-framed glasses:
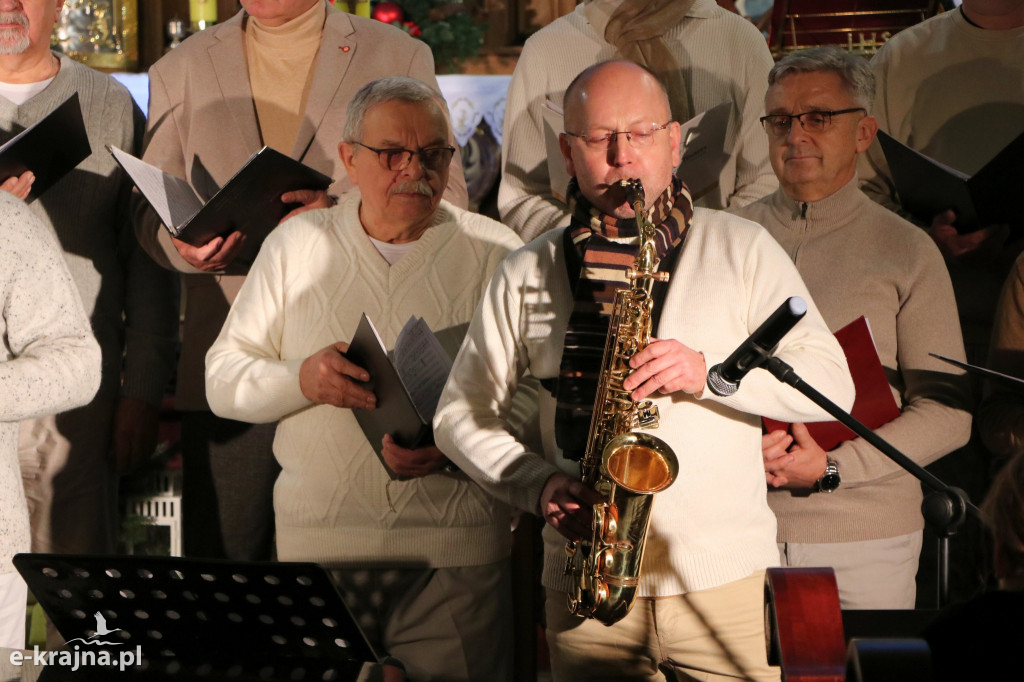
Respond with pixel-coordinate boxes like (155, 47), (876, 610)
(759, 108), (867, 136)
(352, 141), (456, 172)
(564, 122), (673, 150)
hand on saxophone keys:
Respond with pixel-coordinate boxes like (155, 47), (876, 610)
(622, 338), (707, 401)
(540, 472), (605, 541)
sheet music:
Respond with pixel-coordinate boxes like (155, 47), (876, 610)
(393, 316), (453, 422)
(108, 145), (204, 232)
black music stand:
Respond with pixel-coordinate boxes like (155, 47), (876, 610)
(15, 554), (379, 681)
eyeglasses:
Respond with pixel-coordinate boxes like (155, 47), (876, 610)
(759, 108), (866, 136)
(352, 141), (456, 172)
(564, 122), (673, 150)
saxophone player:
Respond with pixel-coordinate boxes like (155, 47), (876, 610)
(434, 60), (854, 682)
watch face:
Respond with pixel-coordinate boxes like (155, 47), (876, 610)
(820, 472), (841, 492)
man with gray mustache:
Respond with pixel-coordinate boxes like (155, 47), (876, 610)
(204, 76), (523, 680)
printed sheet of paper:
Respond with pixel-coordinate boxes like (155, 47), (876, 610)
(393, 316), (454, 423)
(108, 145), (203, 233)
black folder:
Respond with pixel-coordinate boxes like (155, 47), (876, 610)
(345, 314), (433, 480)
(110, 145), (332, 270)
(877, 129), (1024, 233)
(0, 92), (91, 202)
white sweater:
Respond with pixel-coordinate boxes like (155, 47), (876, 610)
(0, 194), (100, 574)
(498, 0), (778, 243)
(434, 208), (855, 596)
(206, 198), (523, 568)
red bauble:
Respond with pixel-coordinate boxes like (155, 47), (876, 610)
(402, 20), (421, 37)
(372, 2), (404, 24)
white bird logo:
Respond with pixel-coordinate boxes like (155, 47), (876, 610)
(92, 612), (120, 638)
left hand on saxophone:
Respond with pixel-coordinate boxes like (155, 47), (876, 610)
(623, 338), (706, 400)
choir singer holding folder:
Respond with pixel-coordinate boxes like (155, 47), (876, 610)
(133, 0), (468, 563)
(205, 77), (523, 680)
(731, 47), (973, 610)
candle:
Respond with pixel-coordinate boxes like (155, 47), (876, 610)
(190, 0), (217, 30)
(355, 0), (371, 17)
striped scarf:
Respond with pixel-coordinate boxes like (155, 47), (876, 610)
(554, 177), (692, 460)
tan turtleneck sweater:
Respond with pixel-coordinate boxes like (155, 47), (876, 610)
(732, 178), (973, 542)
(245, 1), (325, 154)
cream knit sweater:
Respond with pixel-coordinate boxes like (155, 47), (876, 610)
(206, 197), (523, 568)
(0, 194), (100, 574)
(435, 208), (855, 596)
(733, 180), (973, 542)
(498, 0), (778, 243)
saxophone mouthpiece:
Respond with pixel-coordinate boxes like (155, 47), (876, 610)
(619, 178), (645, 205)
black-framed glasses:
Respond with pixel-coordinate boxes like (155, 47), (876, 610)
(759, 108), (867, 136)
(352, 141), (456, 172)
(564, 122), (673, 150)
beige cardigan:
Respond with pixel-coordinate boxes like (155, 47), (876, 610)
(134, 4), (468, 409)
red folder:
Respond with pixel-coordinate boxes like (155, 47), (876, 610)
(762, 316), (900, 451)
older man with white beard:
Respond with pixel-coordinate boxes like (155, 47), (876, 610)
(0, 0), (178, 601)
(205, 77), (522, 681)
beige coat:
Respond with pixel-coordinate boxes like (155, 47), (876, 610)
(134, 5), (468, 409)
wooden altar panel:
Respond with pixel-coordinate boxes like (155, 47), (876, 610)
(768, 0), (940, 57)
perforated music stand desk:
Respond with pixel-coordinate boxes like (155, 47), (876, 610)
(14, 553), (380, 681)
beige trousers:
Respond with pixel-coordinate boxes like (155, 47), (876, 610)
(545, 571), (781, 682)
(330, 561), (513, 682)
(778, 531), (924, 610)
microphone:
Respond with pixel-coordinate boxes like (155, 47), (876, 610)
(706, 296), (807, 397)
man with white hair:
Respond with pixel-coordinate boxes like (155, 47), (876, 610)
(0, 0), (178, 586)
(206, 76), (521, 681)
(732, 46), (972, 609)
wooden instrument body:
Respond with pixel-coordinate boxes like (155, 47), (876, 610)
(764, 567), (846, 682)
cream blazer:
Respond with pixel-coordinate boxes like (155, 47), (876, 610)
(134, 5), (468, 409)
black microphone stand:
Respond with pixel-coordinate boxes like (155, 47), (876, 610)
(761, 355), (980, 609)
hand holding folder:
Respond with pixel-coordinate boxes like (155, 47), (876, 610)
(111, 145), (332, 272)
(345, 314), (455, 480)
(763, 316), (901, 452)
(0, 92), (91, 203)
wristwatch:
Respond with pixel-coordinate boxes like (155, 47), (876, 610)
(815, 457), (841, 493)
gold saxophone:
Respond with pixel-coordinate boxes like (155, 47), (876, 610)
(564, 178), (680, 626)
